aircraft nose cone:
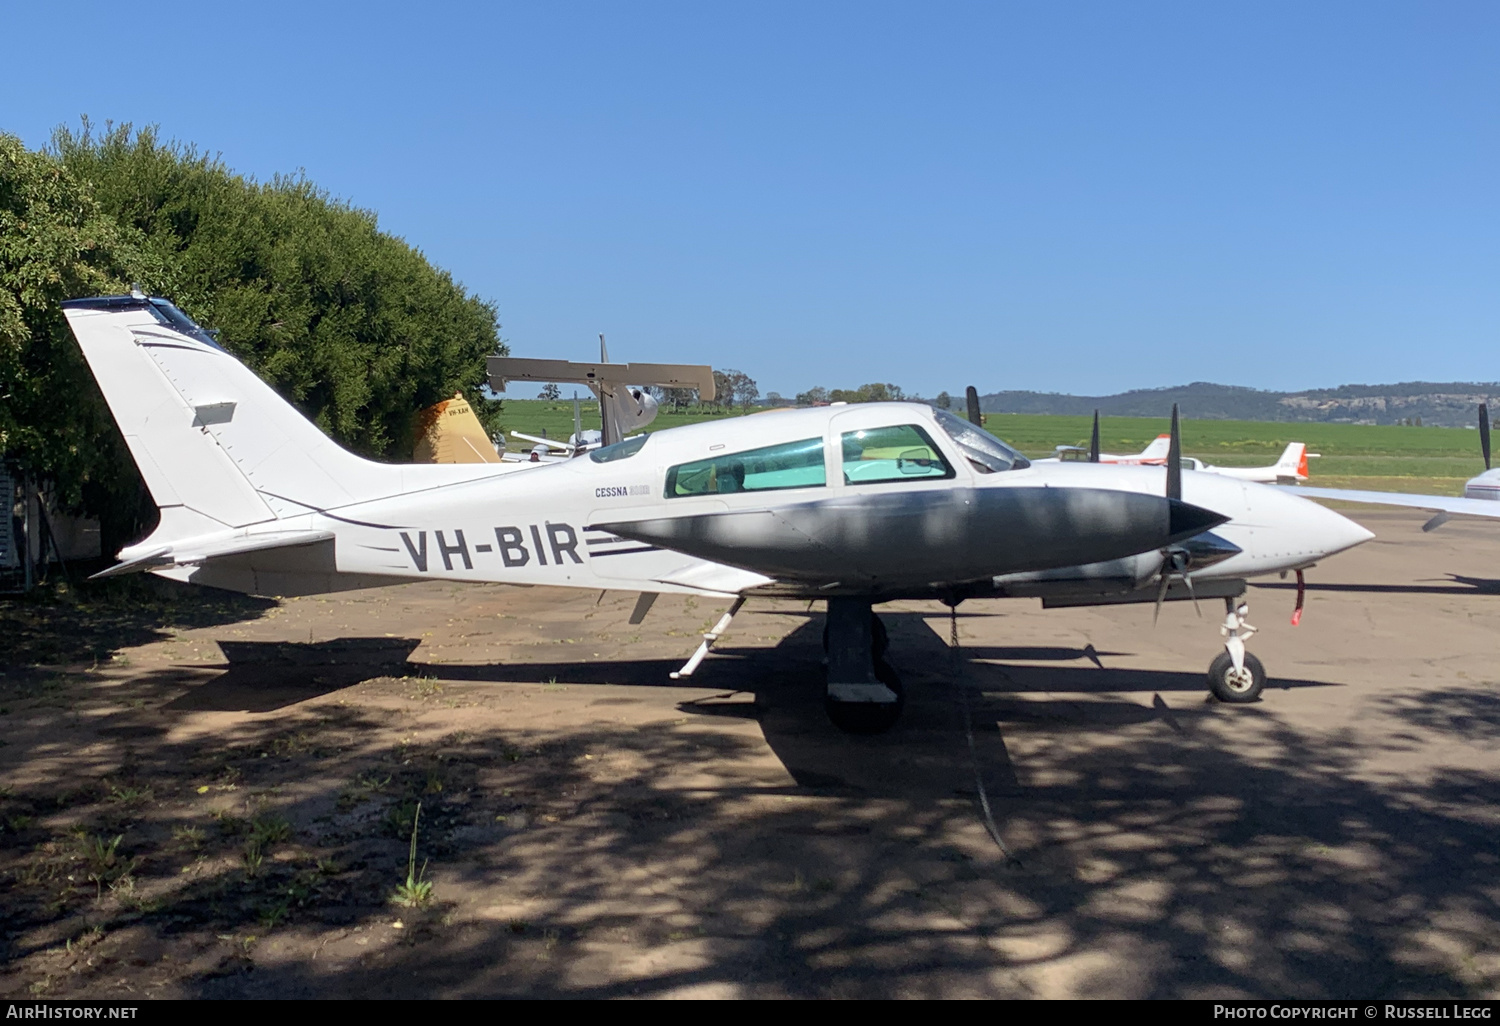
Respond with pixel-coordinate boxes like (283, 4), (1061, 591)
(1323, 508), (1376, 555)
(1288, 495), (1375, 560)
(1167, 499), (1230, 544)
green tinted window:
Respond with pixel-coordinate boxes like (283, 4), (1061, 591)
(841, 425), (953, 485)
(666, 437), (826, 498)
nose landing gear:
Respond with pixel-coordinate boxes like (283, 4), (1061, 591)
(1208, 598), (1265, 702)
(824, 597), (904, 734)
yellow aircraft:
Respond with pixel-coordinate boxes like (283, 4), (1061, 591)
(412, 393), (501, 464)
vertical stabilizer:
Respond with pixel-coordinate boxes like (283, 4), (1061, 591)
(1138, 435), (1173, 461)
(64, 296), (501, 549)
(1275, 442), (1309, 482)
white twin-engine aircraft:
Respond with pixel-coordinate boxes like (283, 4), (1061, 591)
(64, 295), (1374, 733)
(1049, 432), (1315, 484)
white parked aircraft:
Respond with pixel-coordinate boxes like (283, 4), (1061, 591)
(1290, 404), (1500, 531)
(1049, 416), (1315, 484)
(63, 295), (1373, 731)
(1050, 432), (1174, 465)
(494, 334), (714, 457)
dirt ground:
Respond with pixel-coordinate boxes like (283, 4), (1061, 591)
(1, 507), (1497, 999)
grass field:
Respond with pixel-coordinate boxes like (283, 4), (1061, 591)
(495, 400), (1490, 495)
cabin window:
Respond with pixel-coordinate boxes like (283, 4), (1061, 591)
(840, 425), (954, 485)
(666, 437), (827, 498)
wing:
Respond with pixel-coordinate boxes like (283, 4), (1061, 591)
(1292, 486), (1500, 519)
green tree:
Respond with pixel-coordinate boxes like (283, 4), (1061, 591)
(1, 122), (507, 552)
(0, 132), (161, 547)
(51, 121), (504, 460)
(722, 369), (758, 410)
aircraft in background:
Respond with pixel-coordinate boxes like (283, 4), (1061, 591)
(1290, 404), (1500, 530)
(412, 393), (502, 464)
(1050, 432), (1174, 465)
(416, 334), (713, 465)
(492, 334), (715, 457)
(63, 294), (1373, 732)
(1048, 418), (1316, 484)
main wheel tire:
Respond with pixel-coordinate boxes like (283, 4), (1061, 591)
(826, 659), (905, 735)
(1207, 651), (1266, 703)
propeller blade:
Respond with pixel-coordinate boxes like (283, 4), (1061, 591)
(1089, 409), (1101, 463)
(1152, 573), (1170, 626)
(966, 386), (983, 427)
(1482, 402), (1491, 471)
(1183, 573), (1201, 618)
(1166, 403), (1182, 501)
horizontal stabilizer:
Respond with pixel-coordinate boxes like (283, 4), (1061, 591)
(487, 357), (716, 401)
(91, 530), (335, 579)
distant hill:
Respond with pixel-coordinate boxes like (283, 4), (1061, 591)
(975, 382), (1500, 427)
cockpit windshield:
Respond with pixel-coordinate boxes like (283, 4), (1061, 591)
(145, 299), (226, 351)
(588, 434), (649, 463)
(932, 409), (1030, 473)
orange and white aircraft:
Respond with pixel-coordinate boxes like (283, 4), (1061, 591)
(1048, 433), (1315, 484)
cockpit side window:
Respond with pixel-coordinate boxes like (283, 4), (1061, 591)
(932, 409), (1030, 474)
(666, 437), (826, 498)
(589, 434), (650, 463)
(840, 425), (954, 485)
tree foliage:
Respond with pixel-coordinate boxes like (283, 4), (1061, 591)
(794, 383), (910, 405)
(1, 123), (505, 549)
(52, 122), (504, 458)
(709, 368), (758, 410)
(0, 132), (160, 545)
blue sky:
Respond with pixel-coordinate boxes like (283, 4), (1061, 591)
(4, 1), (1498, 398)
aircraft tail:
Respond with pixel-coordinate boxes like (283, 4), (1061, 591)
(1138, 434), (1172, 461)
(413, 393), (501, 464)
(63, 295), (490, 559)
(1275, 442), (1309, 481)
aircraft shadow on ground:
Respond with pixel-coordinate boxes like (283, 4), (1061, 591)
(4, 615), (1497, 999)
(1253, 574), (1500, 596)
(390, 613), (1337, 797)
(0, 585), (275, 670)
(160, 638), (422, 713)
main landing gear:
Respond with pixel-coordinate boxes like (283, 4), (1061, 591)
(823, 596), (904, 734)
(813, 591), (1268, 733)
(1208, 598), (1265, 703)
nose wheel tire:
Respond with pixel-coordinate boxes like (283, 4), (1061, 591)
(1207, 651), (1265, 703)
